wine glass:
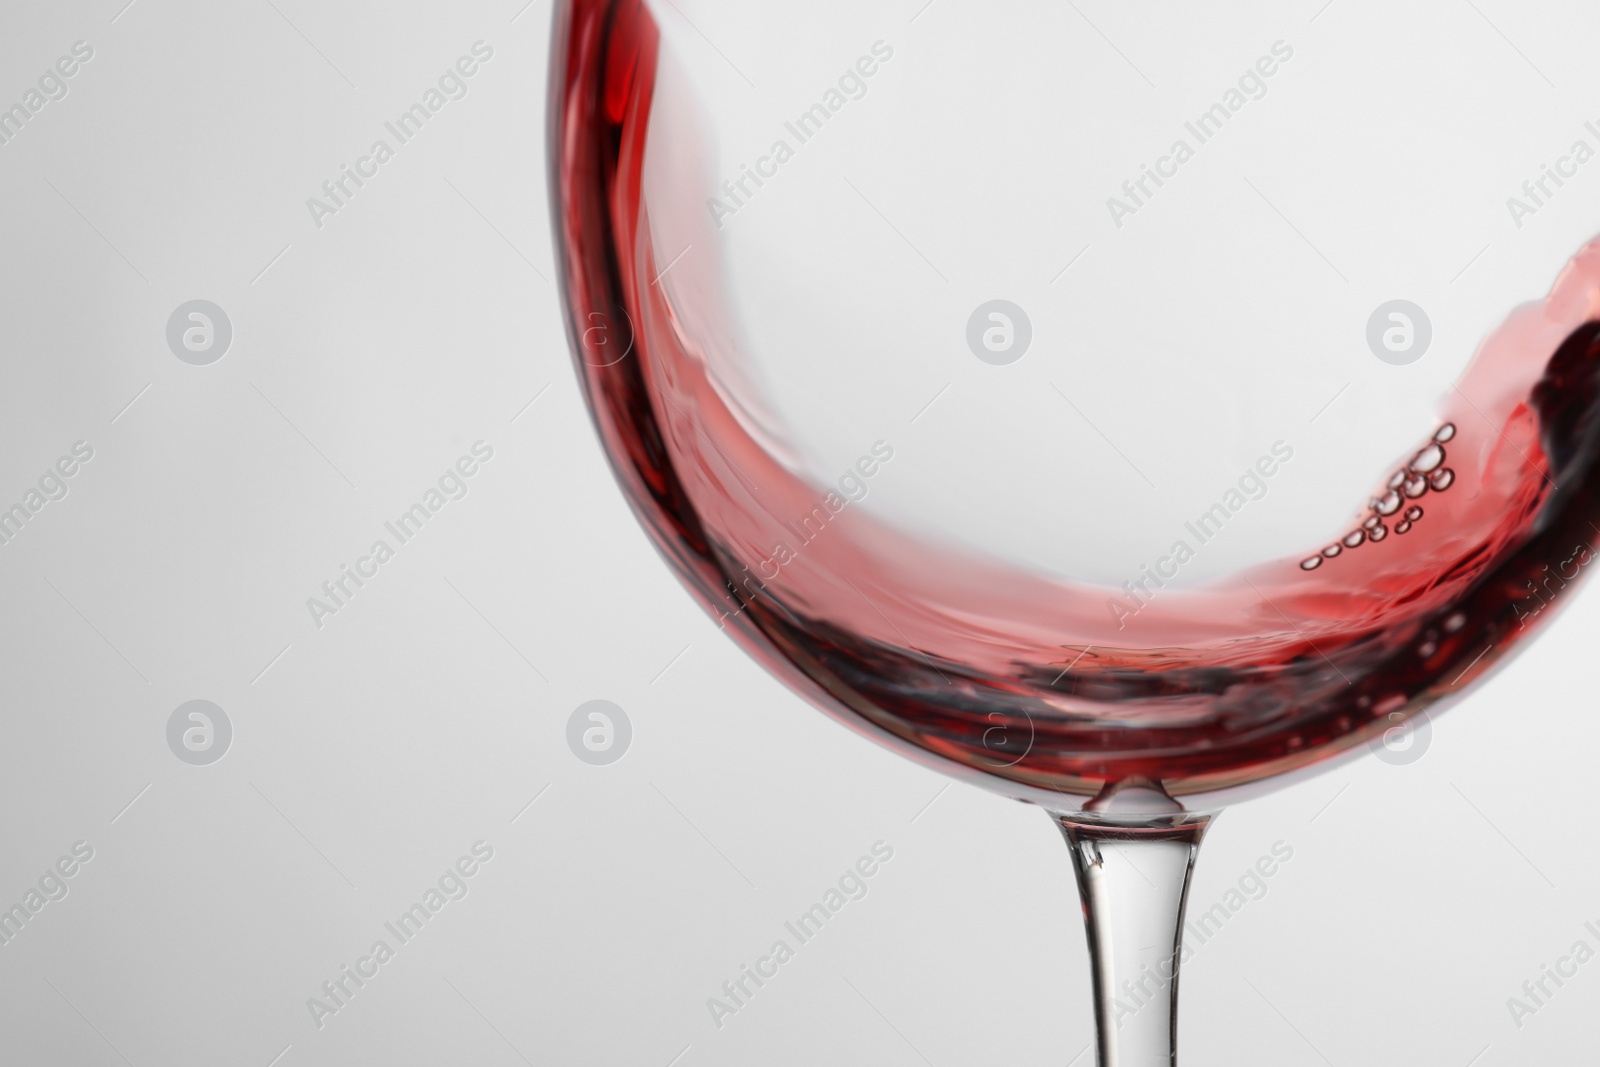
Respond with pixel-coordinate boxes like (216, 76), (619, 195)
(547, 0), (1600, 1060)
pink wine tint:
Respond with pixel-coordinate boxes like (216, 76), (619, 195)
(550, 0), (1600, 803)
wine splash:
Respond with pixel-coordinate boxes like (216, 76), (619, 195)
(551, 0), (1600, 805)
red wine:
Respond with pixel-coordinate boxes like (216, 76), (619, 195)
(549, 0), (1600, 804)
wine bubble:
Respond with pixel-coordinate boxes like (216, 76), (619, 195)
(1418, 640), (1438, 657)
(1443, 612), (1467, 633)
(1411, 444), (1445, 472)
(1403, 474), (1429, 498)
(1435, 423), (1457, 443)
(1430, 468), (1455, 490)
(1368, 524), (1389, 542)
(1363, 516), (1382, 530)
(1300, 556), (1323, 571)
(1322, 544), (1343, 558)
(1396, 520), (1413, 534)
(1388, 471), (1407, 490)
(1343, 530), (1366, 548)
(1375, 491), (1402, 515)
(1405, 506), (1424, 521)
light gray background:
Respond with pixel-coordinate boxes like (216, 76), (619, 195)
(0, 1), (1597, 1065)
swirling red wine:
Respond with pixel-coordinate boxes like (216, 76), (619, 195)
(551, 0), (1600, 801)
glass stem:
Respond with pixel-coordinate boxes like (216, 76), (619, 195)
(1053, 807), (1214, 1067)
